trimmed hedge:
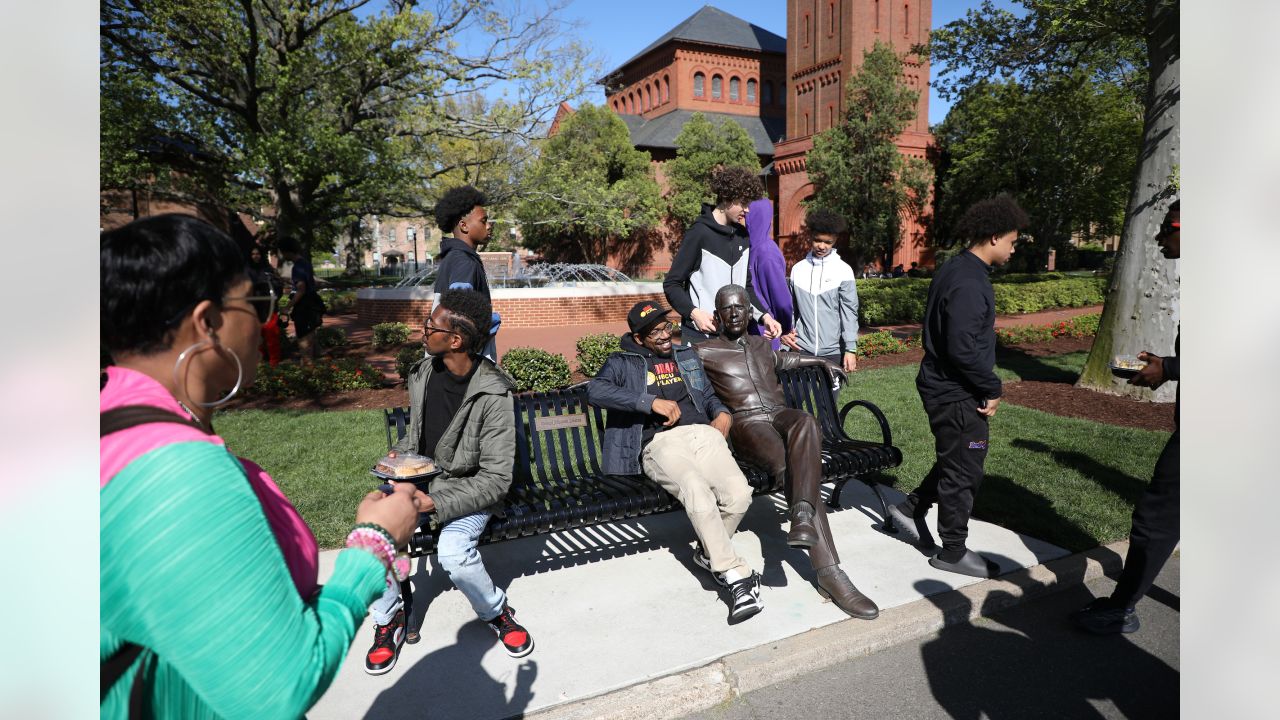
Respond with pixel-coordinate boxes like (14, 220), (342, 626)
(576, 332), (622, 378)
(500, 347), (572, 393)
(395, 342), (424, 379)
(371, 322), (412, 350)
(856, 275), (1106, 325)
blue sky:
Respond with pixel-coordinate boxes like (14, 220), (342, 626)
(558, 0), (1023, 125)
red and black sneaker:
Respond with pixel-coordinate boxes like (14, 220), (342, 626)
(486, 604), (534, 658)
(364, 608), (407, 675)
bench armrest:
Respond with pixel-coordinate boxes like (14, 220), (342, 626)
(838, 399), (893, 447)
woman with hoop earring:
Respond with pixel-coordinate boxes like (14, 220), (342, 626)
(100, 214), (424, 719)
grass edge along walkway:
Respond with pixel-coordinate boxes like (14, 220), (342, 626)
(217, 351), (1166, 551)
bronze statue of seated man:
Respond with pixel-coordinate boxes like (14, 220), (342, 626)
(693, 284), (879, 620)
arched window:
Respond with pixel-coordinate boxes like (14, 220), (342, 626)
(729, 77), (740, 102)
(693, 72), (705, 97)
(712, 74), (722, 99)
(875, 0), (881, 31)
(644, 84), (651, 111)
(904, 2), (910, 35)
(628, 93), (635, 113)
(804, 112), (810, 135)
(747, 79), (757, 103)
(804, 13), (811, 46)
(829, 2), (836, 35)
(828, 104), (835, 129)
(662, 75), (670, 103)
(762, 80), (773, 105)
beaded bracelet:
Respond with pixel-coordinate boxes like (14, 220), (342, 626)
(345, 527), (411, 582)
(352, 522), (396, 548)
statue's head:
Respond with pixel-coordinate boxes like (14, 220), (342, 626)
(714, 284), (750, 340)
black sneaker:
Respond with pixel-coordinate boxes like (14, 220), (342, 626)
(487, 604), (534, 658)
(364, 608), (406, 675)
(728, 571), (764, 624)
(691, 545), (728, 586)
(1073, 597), (1140, 635)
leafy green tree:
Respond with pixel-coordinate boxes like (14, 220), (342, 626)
(933, 70), (1142, 271)
(665, 113), (761, 229)
(807, 41), (933, 270)
(927, 0), (1179, 400)
(515, 104), (663, 264)
(100, 0), (595, 253)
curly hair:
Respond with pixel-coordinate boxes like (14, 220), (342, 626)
(955, 193), (1030, 245)
(434, 185), (489, 234)
(709, 165), (763, 206)
(804, 207), (847, 236)
(437, 288), (492, 355)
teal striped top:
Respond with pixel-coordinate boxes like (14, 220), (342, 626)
(101, 441), (385, 719)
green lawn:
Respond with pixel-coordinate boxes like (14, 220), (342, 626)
(218, 349), (1168, 551)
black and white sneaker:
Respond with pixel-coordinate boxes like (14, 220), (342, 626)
(727, 571), (764, 624)
(691, 545), (728, 586)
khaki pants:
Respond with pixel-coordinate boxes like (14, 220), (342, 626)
(642, 424), (753, 577)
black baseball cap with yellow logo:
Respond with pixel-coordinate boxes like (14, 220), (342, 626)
(627, 300), (670, 336)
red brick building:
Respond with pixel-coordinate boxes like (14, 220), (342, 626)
(596, 2), (934, 272)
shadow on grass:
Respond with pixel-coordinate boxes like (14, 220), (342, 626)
(1011, 438), (1147, 505)
(974, 474), (1099, 553)
(995, 346), (1080, 383)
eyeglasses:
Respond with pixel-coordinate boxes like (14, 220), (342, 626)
(645, 322), (674, 339)
(224, 287), (277, 324)
(425, 324), (459, 338)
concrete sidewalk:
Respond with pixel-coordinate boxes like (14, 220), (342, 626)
(306, 481), (1071, 720)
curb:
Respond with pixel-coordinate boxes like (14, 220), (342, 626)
(526, 540), (1128, 720)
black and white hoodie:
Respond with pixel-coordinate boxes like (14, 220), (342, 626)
(789, 248), (859, 357)
(664, 203), (765, 324)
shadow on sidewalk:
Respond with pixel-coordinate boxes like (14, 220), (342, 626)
(363, 624), (537, 720)
(915, 566), (1177, 719)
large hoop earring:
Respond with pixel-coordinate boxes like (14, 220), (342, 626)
(173, 334), (244, 408)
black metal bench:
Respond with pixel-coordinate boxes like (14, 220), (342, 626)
(382, 366), (901, 558)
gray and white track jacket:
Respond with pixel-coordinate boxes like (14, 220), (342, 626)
(789, 249), (859, 357)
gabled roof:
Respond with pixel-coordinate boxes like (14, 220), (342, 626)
(616, 110), (785, 157)
(602, 5), (786, 83)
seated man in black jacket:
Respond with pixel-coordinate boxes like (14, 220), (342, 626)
(886, 194), (1028, 578)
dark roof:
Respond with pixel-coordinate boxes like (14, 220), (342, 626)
(603, 5), (786, 82)
(617, 110), (785, 157)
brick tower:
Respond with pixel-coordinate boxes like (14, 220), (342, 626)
(773, 0), (933, 269)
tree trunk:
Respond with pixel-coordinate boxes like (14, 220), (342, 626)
(1076, 0), (1179, 401)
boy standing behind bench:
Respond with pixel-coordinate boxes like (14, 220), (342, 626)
(364, 289), (534, 676)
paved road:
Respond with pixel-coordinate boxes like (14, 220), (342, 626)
(682, 553), (1180, 720)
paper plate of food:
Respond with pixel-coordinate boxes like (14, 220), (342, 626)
(371, 451), (441, 483)
(1109, 355), (1146, 379)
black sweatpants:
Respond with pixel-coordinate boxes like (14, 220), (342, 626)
(903, 398), (990, 553)
(1111, 430), (1180, 609)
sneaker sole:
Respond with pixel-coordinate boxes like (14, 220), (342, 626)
(729, 602), (763, 624)
(503, 635), (535, 659)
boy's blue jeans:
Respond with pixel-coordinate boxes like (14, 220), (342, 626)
(369, 511), (506, 624)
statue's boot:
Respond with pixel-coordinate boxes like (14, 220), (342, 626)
(815, 565), (879, 620)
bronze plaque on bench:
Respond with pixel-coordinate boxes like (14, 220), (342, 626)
(534, 414), (588, 431)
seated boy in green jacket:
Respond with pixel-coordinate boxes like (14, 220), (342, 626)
(364, 289), (533, 675)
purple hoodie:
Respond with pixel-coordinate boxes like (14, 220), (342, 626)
(745, 198), (793, 349)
